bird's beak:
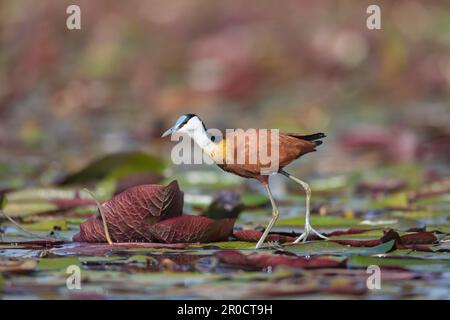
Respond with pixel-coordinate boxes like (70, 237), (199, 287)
(161, 126), (176, 138)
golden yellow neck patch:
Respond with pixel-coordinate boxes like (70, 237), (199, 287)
(208, 138), (227, 163)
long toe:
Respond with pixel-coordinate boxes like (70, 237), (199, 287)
(311, 228), (329, 240)
(293, 232), (307, 244)
(255, 237), (267, 249)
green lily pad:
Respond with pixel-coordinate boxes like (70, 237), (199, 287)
(79, 256), (123, 263)
(371, 192), (409, 209)
(390, 210), (433, 219)
(277, 215), (363, 228)
(428, 224), (450, 233)
(4, 188), (88, 202)
(87, 270), (223, 286)
(415, 194), (450, 206)
(2, 202), (58, 218)
(192, 241), (258, 250)
(58, 151), (165, 185)
(1, 187), (92, 217)
(348, 255), (450, 272)
(285, 240), (396, 257)
(37, 257), (81, 271)
(241, 194), (269, 207)
(64, 218), (87, 225)
(23, 219), (68, 231)
(123, 255), (151, 264)
(329, 229), (385, 240)
(386, 249), (450, 260)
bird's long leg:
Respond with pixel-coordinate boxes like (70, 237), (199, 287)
(279, 170), (328, 243)
(255, 183), (280, 249)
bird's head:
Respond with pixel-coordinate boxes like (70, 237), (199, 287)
(161, 114), (206, 138)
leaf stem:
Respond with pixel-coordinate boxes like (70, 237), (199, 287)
(83, 188), (113, 245)
(0, 210), (57, 241)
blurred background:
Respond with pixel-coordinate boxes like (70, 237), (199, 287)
(0, 0), (449, 188)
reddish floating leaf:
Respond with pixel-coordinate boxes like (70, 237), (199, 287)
(73, 180), (183, 242)
(400, 232), (438, 245)
(330, 239), (382, 247)
(233, 228), (373, 244)
(149, 215), (235, 243)
(330, 229), (438, 249)
(260, 282), (366, 297)
(326, 228), (375, 237)
(234, 229), (263, 242)
(215, 250), (249, 265)
(381, 229), (438, 247)
(233, 229), (296, 243)
(216, 250), (343, 269)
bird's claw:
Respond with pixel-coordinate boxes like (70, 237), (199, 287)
(267, 241), (282, 250)
(293, 225), (328, 244)
(255, 240), (281, 250)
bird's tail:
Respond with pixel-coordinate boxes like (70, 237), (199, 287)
(289, 132), (326, 146)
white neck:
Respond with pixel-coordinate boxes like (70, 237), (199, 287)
(189, 126), (215, 153)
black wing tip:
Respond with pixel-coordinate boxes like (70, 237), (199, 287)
(314, 140), (323, 147)
(315, 132), (326, 139)
(301, 132), (326, 141)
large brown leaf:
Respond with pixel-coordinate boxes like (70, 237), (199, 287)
(149, 215), (235, 243)
(73, 180), (183, 242)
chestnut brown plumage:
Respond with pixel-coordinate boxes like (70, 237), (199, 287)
(162, 114), (328, 249)
(217, 130), (324, 184)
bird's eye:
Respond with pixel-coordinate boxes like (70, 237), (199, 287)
(211, 136), (216, 142)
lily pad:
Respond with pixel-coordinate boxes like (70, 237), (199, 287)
(278, 215), (363, 228)
(37, 257), (81, 271)
(58, 151), (165, 185)
(191, 241), (258, 250)
(23, 219), (68, 231)
(285, 240), (396, 257)
(241, 194), (269, 207)
(347, 254), (450, 272)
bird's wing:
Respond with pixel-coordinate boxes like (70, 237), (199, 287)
(216, 130), (323, 175)
(278, 133), (321, 167)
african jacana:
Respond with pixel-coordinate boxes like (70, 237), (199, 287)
(162, 114), (328, 249)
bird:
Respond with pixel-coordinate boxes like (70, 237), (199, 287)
(162, 114), (328, 249)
